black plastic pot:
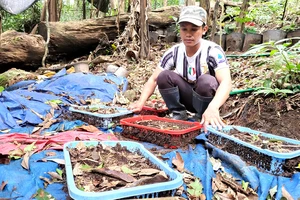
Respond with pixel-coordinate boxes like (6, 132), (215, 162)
(263, 30), (287, 42)
(287, 29), (300, 45)
(226, 32), (245, 51)
(212, 34), (226, 50)
(242, 33), (263, 51)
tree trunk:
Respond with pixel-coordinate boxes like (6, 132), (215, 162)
(140, 0), (150, 59)
(83, 0), (86, 19)
(0, 31), (45, 72)
(211, 0), (220, 41)
(41, 0), (59, 22)
(200, 0), (210, 27)
(236, 0), (250, 33)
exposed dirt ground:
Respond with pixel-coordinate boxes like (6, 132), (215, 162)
(220, 93), (300, 140)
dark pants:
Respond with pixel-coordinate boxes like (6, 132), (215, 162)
(157, 70), (219, 113)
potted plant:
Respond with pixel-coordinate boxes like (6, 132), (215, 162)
(242, 22), (263, 51)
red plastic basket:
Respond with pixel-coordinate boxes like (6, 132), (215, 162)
(120, 115), (202, 148)
(140, 100), (169, 117)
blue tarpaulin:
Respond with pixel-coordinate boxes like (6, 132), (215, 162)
(0, 69), (127, 131)
(0, 70), (299, 199)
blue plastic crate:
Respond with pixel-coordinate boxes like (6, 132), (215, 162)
(206, 125), (300, 175)
(68, 105), (133, 128)
(64, 141), (183, 200)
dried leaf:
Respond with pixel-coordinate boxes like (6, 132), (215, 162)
(210, 157), (224, 171)
(43, 158), (65, 165)
(172, 152), (184, 172)
(39, 176), (53, 185)
(127, 174), (168, 187)
(269, 185), (277, 198)
(45, 152), (56, 157)
(282, 186), (293, 200)
(138, 168), (160, 176)
(0, 154), (11, 164)
(30, 109), (44, 119)
(0, 181), (7, 191)
(21, 151), (33, 170)
(48, 172), (63, 180)
(76, 141), (86, 151)
(214, 191), (234, 200)
(73, 163), (83, 176)
(77, 125), (100, 133)
(92, 168), (137, 183)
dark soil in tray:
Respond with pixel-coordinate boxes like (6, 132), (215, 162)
(140, 101), (169, 117)
(225, 127), (300, 153)
(77, 106), (120, 114)
(207, 134), (300, 177)
(68, 142), (172, 195)
(61, 109), (133, 128)
(144, 101), (167, 110)
(122, 120), (200, 148)
(135, 120), (192, 130)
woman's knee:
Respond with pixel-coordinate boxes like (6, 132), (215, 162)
(195, 74), (219, 96)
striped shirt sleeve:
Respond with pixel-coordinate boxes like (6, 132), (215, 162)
(158, 46), (177, 70)
(208, 46), (230, 71)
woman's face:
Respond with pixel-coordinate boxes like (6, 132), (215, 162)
(179, 22), (208, 48)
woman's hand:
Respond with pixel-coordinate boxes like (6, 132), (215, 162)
(200, 105), (225, 133)
(128, 101), (144, 113)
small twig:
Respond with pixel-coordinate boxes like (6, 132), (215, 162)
(258, 101), (261, 116)
(221, 108), (240, 119)
(82, 158), (99, 165)
(271, 144), (300, 148)
(237, 101), (247, 118)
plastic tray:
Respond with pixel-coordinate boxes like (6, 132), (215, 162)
(140, 100), (169, 117)
(64, 141), (183, 200)
(68, 105), (133, 128)
(206, 125), (300, 175)
(120, 115), (202, 148)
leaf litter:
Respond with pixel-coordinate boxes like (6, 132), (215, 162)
(67, 142), (171, 193)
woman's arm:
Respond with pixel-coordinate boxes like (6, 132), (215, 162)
(201, 67), (232, 132)
(129, 67), (163, 112)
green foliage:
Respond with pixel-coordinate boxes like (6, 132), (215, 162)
(254, 87), (294, 98)
(187, 178), (203, 197)
(1, 2), (42, 32)
(56, 168), (63, 177)
(35, 189), (55, 200)
(244, 38), (300, 97)
(247, 0), (284, 26)
(241, 180), (249, 191)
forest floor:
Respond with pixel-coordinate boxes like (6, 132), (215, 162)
(90, 42), (300, 140)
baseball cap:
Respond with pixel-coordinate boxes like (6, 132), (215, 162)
(178, 6), (207, 26)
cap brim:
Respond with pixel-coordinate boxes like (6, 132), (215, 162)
(178, 18), (204, 26)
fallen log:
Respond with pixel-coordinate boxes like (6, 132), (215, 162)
(0, 30), (45, 73)
(0, 6), (180, 72)
(37, 6), (180, 59)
